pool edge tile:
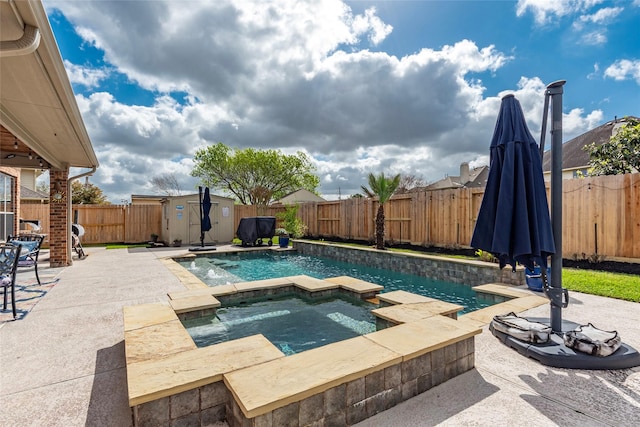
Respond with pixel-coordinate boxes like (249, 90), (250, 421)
(364, 316), (482, 361)
(169, 294), (221, 314)
(123, 303), (177, 332)
(161, 258), (209, 290)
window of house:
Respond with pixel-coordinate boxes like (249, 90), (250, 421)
(572, 169), (588, 178)
(0, 172), (16, 240)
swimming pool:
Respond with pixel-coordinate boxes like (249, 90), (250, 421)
(182, 293), (376, 354)
(177, 251), (494, 313)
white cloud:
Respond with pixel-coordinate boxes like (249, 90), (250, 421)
(63, 60), (109, 88)
(352, 7), (393, 46)
(516, 0), (603, 25)
(563, 108), (604, 140)
(604, 59), (640, 84)
(571, 6), (623, 43)
(45, 0), (603, 201)
(578, 6), (623, 24)
(519, 1), (623, 51)
(516, 0), (621, 29)
(49, 0), (393, 95)
(587, 62), (600, 80)
(580, 30), (607, 45)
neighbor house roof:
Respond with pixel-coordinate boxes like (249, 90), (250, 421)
(542, 116), (639, 173)
(426, 164), (489, 190)
(462, 166), (489, 188)
(1, 0), (98, 170)
(20, 185), (47, 201)
(130, 194), (166, 205)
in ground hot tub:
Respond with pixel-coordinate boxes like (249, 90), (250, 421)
(182, 293), (376, 355)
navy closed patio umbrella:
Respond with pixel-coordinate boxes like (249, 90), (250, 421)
(471, 94), (555, 271)
(200, 186), (212, 246)
(189, 186), (216, 252)
(476, 84), (640, 369)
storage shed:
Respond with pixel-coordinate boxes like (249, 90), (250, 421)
(160, 193), (235, 245)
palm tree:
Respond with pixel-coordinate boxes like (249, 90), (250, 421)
(361, 172), (400, 250)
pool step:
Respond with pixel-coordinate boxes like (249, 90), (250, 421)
(324, 276), (384, 300)
(372, 300), (464, 323)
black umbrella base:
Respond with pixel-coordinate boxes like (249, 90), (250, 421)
(490, 318), (640, 370)
(188, 246), (217, 252)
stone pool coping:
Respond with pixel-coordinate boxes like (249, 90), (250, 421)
(124, 254), (548, 425)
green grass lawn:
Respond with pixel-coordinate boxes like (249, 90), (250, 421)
(563, 269), (640, 303)
(106, 243), (149, 249)
(391, 246), (640, 302)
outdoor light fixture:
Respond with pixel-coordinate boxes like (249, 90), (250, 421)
(39, 158), (43, 167)
(52, 180), (66, 202)
(14, 138), (18, 149)
(6, 154), (16, 159)
(28, 151), (33, 160)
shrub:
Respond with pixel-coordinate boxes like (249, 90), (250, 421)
(475, 249), (496, 263)
(276, 204), (307, 238)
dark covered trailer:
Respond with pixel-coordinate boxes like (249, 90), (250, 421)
(236, 216), (276, 246)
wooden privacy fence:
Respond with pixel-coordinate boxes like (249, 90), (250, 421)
(17, 172), (640, 259)
(235, 189), (482, 248)
(21, 204), (162, 245)
(234, 173), (640, 260)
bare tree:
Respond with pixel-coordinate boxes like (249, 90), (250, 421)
(150, 173), (183, 196)
(395, 174), (427, 194)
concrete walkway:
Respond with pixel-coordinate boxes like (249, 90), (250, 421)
(1, 246), (639, 426)
(0, 246), (187, 426)
(356, 292), (640, 427)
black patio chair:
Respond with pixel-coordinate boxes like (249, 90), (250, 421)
(0, 243), (21, 320)
(7, 234), (45, 285)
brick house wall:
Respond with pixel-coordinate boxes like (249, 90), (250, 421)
(49, 168), (69, 266)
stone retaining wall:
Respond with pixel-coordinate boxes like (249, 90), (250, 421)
(226, 337), (475, 427)
(294, 241), (524, 287)
(132, 382), (228, 426)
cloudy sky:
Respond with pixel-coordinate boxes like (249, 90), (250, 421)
(44, 0), (640, 203)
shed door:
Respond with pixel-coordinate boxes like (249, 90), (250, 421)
(188, 201), (219, 244)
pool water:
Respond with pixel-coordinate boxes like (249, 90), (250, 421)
(178, 251), (494, 313)
(182, 294), (376, 355)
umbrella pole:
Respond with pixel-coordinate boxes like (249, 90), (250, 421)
(539, 93), (550, 157)
(547, 80), (567, 333)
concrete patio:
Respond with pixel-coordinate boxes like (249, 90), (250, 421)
(1, 245), (639, 426)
